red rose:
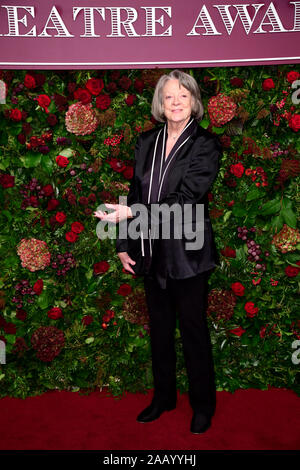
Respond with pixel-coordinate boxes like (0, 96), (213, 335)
(221, 246), (236, 258)
(86, 78), (104, 96)
(231, 282), (245, 296)
(229, 326), (246, 336)
(109, 158), (126, 173)
(55, 212), (66, 224)
(16, 308), (27, 321)
(134, 78), (144, 94)
(17, 134), (26, 145)
(125, 94), (136, 106)
(74, 88), (92, 104)
(288, 114), (300, 132)
(96, 94), (111, 110)
(10, 109), (22, 121)
(33, 279), (43, 295)
(79, 196), (89, 206)
(71, 221), (84, 234)
(119, 76), (132, 90)
(36, 94), (51, 113)
(285, 265), (299, 277)
(230, 163), (244, 178)
(47, 307), (63, 320)
(82, 315), (94, 326)
(56, 155), (70, 167)
(122, 166), (134, 180)
(47, 114), (58, 126)
(262, 78), (275, 91)
(93, 261), (110, 275)
(107, 82), (117, 94)
(117, 283), (132, 296)
(286, 71), (300, 84)
(65, 231), (78, 243)
(24, 73), (36, 89)
(244, 301), (259, 317)
(42, 184), (54, 197)
(0, 174), (15, 188)
(230, 77), (244, 88)
(47, 198), (59, 211)
(4, 322), (17, 335)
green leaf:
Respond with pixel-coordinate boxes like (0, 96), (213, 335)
(232, 205), (247, 217)
(270, 214), (284, 233)
(212, 126), (225, 135)
(246, 187), (263, 202)
(21, 152), (41, 168)
(260, 199), (281, 216)
(281, 208), (297, 229)
(36, 291), (52, 309)
(85, 337), (94, 344)
(200, 118), (209, 129)
(58, 148), (74, 158)
(41, 155), (53, 174)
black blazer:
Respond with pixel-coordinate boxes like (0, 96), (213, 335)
(116, 122), (222, 281)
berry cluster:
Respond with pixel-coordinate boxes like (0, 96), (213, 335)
(51, 252), (76, 276)
(103, 134), (123, 146)
(237, 226), (267, 271)
(19, 177), (53, 209)
(12, 279), (36, 308)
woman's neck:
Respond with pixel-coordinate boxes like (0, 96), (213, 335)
(167, 116), (191, 139)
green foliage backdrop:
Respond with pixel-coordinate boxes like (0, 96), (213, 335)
(0, 65), (299, 399)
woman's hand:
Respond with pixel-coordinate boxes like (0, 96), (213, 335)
(117, 251), (136, 274)
(93, 203), (133, 224)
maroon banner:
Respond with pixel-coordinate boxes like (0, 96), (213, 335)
(0, 0), (300, 69)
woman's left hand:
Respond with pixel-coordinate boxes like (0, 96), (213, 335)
(93, 203), (132, 224)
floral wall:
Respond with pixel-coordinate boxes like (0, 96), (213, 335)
(0, 65), (299, 399)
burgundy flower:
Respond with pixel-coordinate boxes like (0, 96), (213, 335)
(16, 308), (27, 321)
(56, 155), (70, 168)
(24, 73), (36, 89)
(71, 221), (84, 234)
(262, 78), (275, 91)
(117, 283), (132, 296)
(47, 307), (63, 320)
(93, 261), (110, 275)
(47, 199), (59, 211)
(33, 279), (43, 295)
(65, 231), (78, 243)
(0, 174), (15, 188)
(96, 94), (111, 110)
(10, 109), (22, 121)
(74, 88), (92, 104)
(86, 78), (104, 96)
(231, 282), (245, 296)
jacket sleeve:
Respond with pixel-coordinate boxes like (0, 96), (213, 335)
(115, 136), (141, 253)
(130, 134), (222, 230)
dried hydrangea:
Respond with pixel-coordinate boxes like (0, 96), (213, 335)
(208, 93), (237, 127)
(17, 238), (51, 272)
(207, 288), (237, 322)
(31, 326), (65, 362)
(122, 288), (149, 325)
(271, 224), (300, 253)
(65, 102), (99, 136)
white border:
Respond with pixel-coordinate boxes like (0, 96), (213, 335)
(0, 56), (300, 66)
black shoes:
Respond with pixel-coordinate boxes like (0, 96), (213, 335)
(190, 411), (211, 434)
(136, 399), (176, 423)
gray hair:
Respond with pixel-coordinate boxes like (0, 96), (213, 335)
(151, 69), (204, 123)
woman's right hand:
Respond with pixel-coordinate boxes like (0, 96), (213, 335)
(117, 252), (136, 274)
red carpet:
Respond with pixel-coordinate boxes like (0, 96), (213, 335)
(0, 387), (299, 450)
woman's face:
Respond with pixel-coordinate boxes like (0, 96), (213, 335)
(162, 79), (193, 126)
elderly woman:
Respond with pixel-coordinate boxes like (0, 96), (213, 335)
(94, 69), (222, 434)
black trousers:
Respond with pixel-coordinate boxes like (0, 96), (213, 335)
(143, 270), (216, 417)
